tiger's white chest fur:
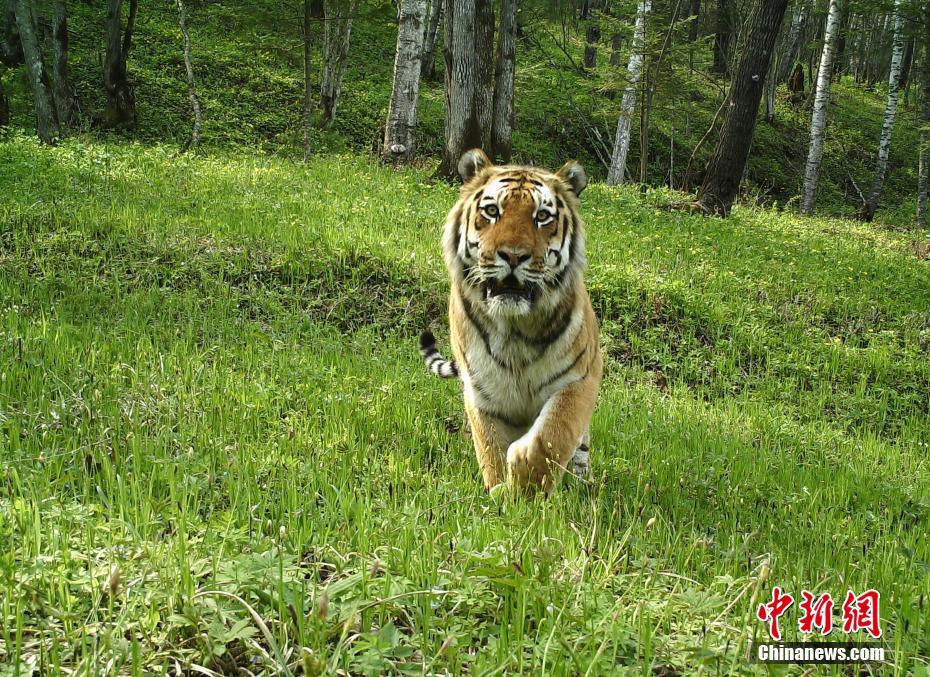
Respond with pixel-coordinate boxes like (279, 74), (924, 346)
(458, 302), (585, 434)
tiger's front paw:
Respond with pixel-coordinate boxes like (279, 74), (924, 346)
(506, 436), (553, 493)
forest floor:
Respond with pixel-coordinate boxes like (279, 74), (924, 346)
(1, 136), (929, 673)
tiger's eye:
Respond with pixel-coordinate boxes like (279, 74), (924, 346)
(536, 210), (554, 225)
(483, 205), (499, 219)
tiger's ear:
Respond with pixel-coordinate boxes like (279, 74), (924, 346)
(557, 160), (587, 196)
(458, 149), (492, 182)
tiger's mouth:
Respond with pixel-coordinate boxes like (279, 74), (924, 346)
(484, 275), (536, 302)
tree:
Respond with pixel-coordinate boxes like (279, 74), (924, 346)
(319, 0), (357, 126)
(383, 0), (426, 163)
(50, 0), (75, 127)
(917, 6), (929, 228)
(687, 0), (700, 44)
(583, 22), (599, 70)
(0, 73), (8, 125)
(13, 0), (59, 142)
(3, 0), (23, 66)
(861, 0), (904, 222)
(176, 0), (201, 150)
(421, 0), (442, 80)
(103, 0), (138, 129)
(303, 0), (313, 161)
(437, 0), (494, 178)
(697, 0), (788, 216)
(490, 0), (517, 162)
(606, 0), (649, 186)
(800, 0), (843, 215)
(712, 0), (730, 75)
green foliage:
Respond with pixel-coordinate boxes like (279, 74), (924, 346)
(1, 0), (923, 220)
(1, 136), (928, 673)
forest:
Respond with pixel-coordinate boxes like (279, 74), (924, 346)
(1, 0), (929, 673)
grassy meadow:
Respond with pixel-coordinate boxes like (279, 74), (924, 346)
(1, 135), (929, 673)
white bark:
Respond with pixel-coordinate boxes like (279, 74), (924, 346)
(176, 0), (201, 150)
(799, 0), (842, 215)
(383, 0), (426, 163)
(607, 0), (649, 186)
(862, 0), (904, 220)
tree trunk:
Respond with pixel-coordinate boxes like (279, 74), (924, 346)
(712, 0), (730, 75)
(697, 0), (788, 216)
(49, 0), (75, 127)
(3, 0), (22, 66)
(0, 75), (8, 125)
(383, 0), (426, 163)
(799, 0), (842, 215)
(606, 0), (649, 186)
(610, 32), (623, 66)
(420, 0), (442, 80)
(14, 0), (59, 142)
(896, 37), (913, 92)
(583, 23), (599, 70)
(303, 0), (313, 161)
(437, 0), (493, 179)
(687, 0), (700, 43)
(861, 0), (904, 222)
(491, 0), (516, 163)
(915, 8), (928, 228)
(775, 0), (805, 84)
(475, 0), (494, 150)
(103, 0), (137, 129)
(175, 0), (201, 150)
(320, 0), (356, 126)
(832, 5), (848, 79)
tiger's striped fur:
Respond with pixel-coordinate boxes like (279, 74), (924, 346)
(421, 149), (602, 494)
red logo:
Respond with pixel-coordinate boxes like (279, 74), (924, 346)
(757, 587), (794, 641)
(798, 590), (834, 635)
(757, 588), (882, 640)
(842, 589), (882, 639)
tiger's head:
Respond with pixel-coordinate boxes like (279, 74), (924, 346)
(443, 149), (588, 319)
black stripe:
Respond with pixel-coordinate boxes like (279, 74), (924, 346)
(537, 347), (587, 392)
(556, 196), (566, 210)
(459, 292), (510, 370)
(548, 248), (562, 267)
(477, 407), (531, 429)
(427, 356), (442, 367)
(577, 443), (589, 451)
(559, 214), (571, 252)
(514, 298), (576, 350)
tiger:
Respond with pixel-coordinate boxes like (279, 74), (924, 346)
(420, 149), (603, 495)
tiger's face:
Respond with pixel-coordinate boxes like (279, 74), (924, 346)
(445, 149), (588, 319)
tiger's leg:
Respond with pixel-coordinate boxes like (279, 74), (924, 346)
(506, 370), (600, 495)
(570, 431), (591, 479)
(463, 399), (511, 491)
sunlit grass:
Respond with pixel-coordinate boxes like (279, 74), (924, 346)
(1, 136), (928, 674)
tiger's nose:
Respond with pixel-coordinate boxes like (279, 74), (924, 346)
(497, 249), (531, 269)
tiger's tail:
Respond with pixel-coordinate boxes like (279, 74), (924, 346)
(419, 331), (459, 379)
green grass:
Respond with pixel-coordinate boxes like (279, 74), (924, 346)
(1, 135), (929, 673)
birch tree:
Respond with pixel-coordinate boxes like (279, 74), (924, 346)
(800, 0), (843, 215)
(13, 0), (59, 142)
(697, 0), (788, 216)
(491, 0), (517, 162)
(383, 0), (426, 163)
(320, 0), (357, 126)
(861, 0), (904, 222)
(606, 0), (649, 186)
(176, 0), (201, 150)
